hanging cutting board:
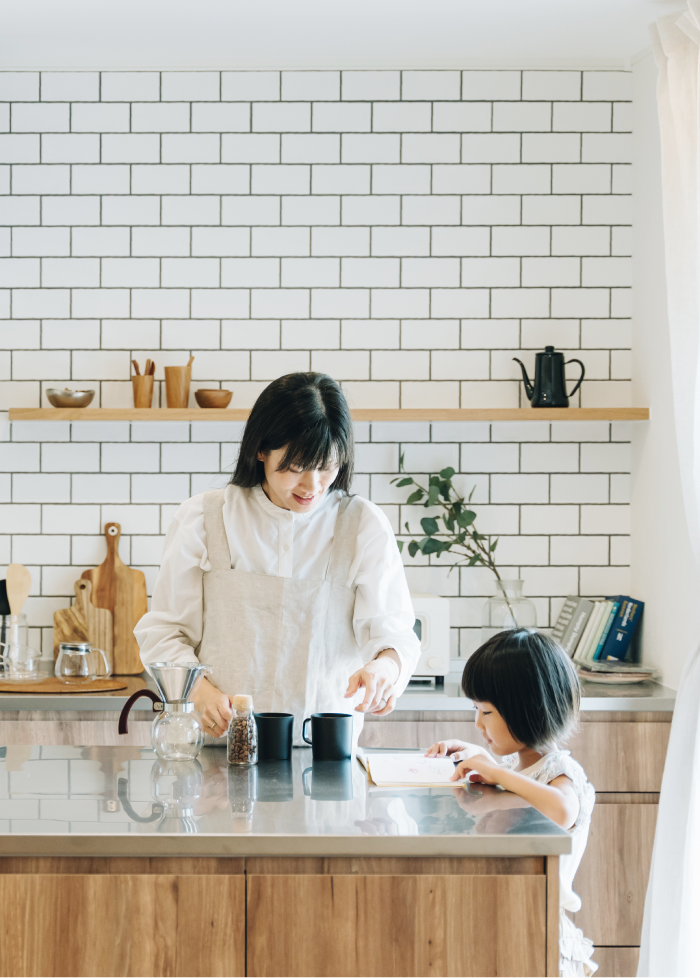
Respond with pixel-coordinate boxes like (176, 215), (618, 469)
(53, 580), (113, 667)
(81, 523), (148, 675)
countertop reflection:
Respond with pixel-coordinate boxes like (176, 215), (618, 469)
(0, 745), (571, 857)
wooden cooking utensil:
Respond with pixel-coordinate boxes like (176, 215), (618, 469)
(132, 374), (154, 408)
(164, 355), (194, 408)
(52, 580), (113, 665)
(81, 523), (147, 675)
(5, 563), (32, 646)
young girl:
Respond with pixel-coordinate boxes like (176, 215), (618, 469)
(425, 628), (597, 978)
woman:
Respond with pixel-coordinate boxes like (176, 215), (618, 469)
(135, 372), (420, 743)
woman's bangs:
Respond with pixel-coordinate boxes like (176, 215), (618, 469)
(276, 423), (349, 474)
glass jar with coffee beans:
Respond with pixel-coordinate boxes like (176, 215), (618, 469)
(227, 694), (258, 767)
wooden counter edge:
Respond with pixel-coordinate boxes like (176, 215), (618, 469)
(546, 855), (560, 977)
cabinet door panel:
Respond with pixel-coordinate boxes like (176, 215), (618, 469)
(359, 721), (481, 749)
(0, 874), (245, 977)
(572, 804), (657, 946)
(593, 947), (640, 977)
(567, 724), (670, 792)
(247, 874), (546, 977)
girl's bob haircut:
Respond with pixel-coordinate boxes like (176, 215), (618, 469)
(462, 628), (581, 750)
(232, 372), (354, 492)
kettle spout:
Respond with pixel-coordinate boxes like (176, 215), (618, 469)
(513, 358), (534, 402)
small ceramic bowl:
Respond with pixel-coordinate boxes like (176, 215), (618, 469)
(195, 389), (233, 409)
(46, 388), (95, 408)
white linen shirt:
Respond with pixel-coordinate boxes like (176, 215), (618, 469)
(135, 484), (421, 692)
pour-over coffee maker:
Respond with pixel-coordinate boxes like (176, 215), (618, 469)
(118, 662), (212, 761)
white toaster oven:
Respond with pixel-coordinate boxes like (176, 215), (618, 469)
(410, 592), (451, 681)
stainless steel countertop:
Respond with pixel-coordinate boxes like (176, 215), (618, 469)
(0, 744), (571, 857)
(0, 670), (676, 713)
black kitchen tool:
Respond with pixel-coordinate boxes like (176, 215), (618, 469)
(302, 712), (353, 761)
(513, 346), (585, 408)
(0, 580), (10, 669)
(255, 712), (293, 761)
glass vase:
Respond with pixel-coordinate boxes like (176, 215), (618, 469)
(481, 579), (537, 643)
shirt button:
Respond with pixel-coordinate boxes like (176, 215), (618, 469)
(283, 544), (289, 552)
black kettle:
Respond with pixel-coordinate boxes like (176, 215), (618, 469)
(513, 347), (585, 408)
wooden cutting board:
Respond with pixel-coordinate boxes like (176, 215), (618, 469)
(53, 580), (113, 667)
(81, 523), (148, 675)
(0, 677), (128, 693)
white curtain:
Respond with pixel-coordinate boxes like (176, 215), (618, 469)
(640, 7), (700, 977)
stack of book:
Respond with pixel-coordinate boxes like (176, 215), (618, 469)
(552, 595), (656, 683)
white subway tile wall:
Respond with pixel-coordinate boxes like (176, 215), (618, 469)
(0, 70), (632, 659)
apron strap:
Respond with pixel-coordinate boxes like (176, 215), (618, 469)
(327, 494), (363, 586)
(202, 488), (231, 570)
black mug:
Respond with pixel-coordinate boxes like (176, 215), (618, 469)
(301, 712), (353, 761)
(302, 761), (353, 801)
(254, 712), (293, 762)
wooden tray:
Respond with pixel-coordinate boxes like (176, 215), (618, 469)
(0, 677), (129, 693)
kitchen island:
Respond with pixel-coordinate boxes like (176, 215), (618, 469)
(0, 744), (568, 977)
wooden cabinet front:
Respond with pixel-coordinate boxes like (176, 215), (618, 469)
(572, 802), (658, 947)
(0, 872), (245, 977)
(247, 873), (547, 977)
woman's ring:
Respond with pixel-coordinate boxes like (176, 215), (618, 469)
(379, 697), (387, 708)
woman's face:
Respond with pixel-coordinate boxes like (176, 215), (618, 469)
(473, 700), (524, 756)
(257, 446), (340, 514)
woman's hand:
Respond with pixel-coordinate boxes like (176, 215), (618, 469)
(450, 753), (503, 784)
(193, 677), (232, 738)
(345, 654), (398, 715)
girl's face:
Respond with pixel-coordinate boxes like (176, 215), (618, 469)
(473, 700), (525, 756)
(258, 446), (339, 514)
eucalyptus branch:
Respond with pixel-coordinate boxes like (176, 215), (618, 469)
(391, 455), (519, 627)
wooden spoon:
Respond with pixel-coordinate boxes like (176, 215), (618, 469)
(132, 359), (141, 376)
(6, 563), (32, 646)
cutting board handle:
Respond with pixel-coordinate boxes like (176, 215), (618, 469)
(105, 522), (121, 556)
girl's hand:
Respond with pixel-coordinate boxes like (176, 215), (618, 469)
(424, 739), (469, 758)
(193, 676), (233, 738)
(345, 656), (397, 715)
(450, 753), (502, 784)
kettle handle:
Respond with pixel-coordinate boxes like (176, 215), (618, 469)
(118, 689), (163, 735)
(566, 359), (585, 398)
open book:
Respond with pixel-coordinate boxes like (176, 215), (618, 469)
(357, 752), (467, 787)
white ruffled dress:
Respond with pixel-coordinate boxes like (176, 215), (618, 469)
(502, 750), (597, 977)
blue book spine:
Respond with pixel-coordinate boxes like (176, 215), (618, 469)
(600, 597), (644, 661)
(593, 601), (620, 660)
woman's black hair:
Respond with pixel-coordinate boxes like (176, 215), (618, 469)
(462, 629), (580, 750)
(231, 372), (354, 492)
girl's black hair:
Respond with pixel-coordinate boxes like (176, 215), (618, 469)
(462, 629), (580, 750)
(231, 372), (354, 492)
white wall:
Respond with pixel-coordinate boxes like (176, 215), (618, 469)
(0, 68), (634, 663)
(631, 50), (699, 688)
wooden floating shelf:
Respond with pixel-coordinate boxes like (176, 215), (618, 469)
(8, 407), (650, 422)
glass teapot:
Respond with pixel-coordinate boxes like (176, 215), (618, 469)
(118, 662), (212, 761)
(55, 642), (111, 684)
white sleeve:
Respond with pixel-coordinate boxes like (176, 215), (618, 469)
(349, 500), (421, 694)
(134, 494), (210, 667)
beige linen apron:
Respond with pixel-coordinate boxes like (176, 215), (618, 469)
(196, 488), (365, 745)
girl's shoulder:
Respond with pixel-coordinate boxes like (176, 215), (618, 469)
(534, 750), (595, 830)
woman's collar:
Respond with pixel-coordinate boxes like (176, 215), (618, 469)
(252, 483), (332, 522)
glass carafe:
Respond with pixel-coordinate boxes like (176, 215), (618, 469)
(481, 579), (537, 643)
(117, 662), (212, 762)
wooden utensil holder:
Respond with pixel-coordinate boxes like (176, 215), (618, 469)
(164, 365), (192, 408)
(132, 374), (154, 409)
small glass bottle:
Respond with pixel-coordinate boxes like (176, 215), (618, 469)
(481, 579), (537, 643)
(227, 694), (258, 767)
